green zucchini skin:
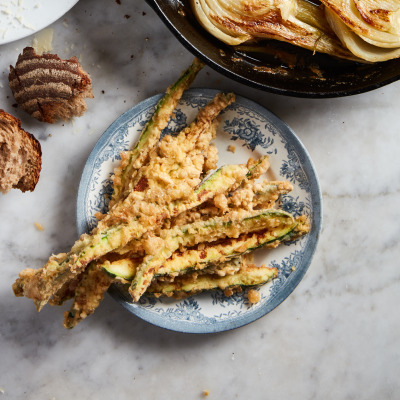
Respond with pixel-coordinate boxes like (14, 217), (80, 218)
(100, 214), (308, 282)
(245, 156), (270, 179)
(102, 215), (310, 281)
(156, 222), (296, 277)
(112, 163), (248, 257)
(129, 208), (295, 301)
(147, 262), (278, 297)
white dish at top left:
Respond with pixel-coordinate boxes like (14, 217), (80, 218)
(0, 0), (79, 45)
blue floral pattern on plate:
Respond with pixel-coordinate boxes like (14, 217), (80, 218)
(76, 89), (322, 334)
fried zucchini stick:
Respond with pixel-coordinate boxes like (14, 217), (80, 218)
(123, 92), (235, 200)
(147, 260), (278, 298)
(101, 215), (308, 281)
(171, 179), (293, 226)
(59, 162), (253, 326)
(13, 163), (248, 311)
(62, 157), (278, 326)
(45, 61), (205, 307)
(110, 57), (204, 208)
(63, 263), (114, 329)
(13, 92), (238, 311)
(56, 183), (305, 322)
(60, 100), (230, 323)
(55, 178), (293, 306)
(129, 208), (295, 301)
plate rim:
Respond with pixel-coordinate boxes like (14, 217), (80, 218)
(0, 0), (79, 45)
(76, 88), (322, 333)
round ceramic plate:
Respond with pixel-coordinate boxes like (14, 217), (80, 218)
(0, 0), (79, 45)
(77, 89), (322, 333)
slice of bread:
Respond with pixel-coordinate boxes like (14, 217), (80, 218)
(0, 110), (42, 193)
(9, 47), (94, 123)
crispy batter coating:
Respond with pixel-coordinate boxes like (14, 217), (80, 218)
(63, 263), (114, 329)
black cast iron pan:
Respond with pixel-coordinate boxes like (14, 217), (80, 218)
(145, 0), (400, 98)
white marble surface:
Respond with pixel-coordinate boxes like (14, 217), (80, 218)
(1, 0), (399, 399)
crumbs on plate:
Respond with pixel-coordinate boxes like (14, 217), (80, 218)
(227, 144), (236, 153)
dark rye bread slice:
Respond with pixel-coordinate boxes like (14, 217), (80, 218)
(9, 47), (93, 123)
(0, 110), (42, 193)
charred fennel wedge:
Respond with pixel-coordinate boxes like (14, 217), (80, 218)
(110, 58), (204, 208)
(191, 0), (362, 61)
(147, 261), (278, 297)
(325, 7), (400, 62)
(129, 208), (295, 301)
(321, 0), (400, 49)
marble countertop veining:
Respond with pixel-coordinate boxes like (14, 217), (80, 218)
(1, 0), (399, 399)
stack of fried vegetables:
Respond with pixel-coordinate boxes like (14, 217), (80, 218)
(12, 58), (310, 328)
(191, 0), (400, 62)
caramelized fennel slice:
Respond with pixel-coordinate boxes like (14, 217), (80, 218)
(326, 7), (400, 61)
(321, 0), (400, 48)
(191, 0), (363, 61)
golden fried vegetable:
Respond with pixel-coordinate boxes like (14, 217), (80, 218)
(325, 7), (400, 62)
